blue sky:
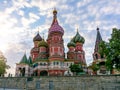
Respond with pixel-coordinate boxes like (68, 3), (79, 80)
(0, 0), (120, 75)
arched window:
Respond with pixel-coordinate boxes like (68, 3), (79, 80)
(95, 54), (98, 59)
(56, 62), (59, 65)
(53, 62), (55, 65)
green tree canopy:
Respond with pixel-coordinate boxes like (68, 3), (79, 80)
(89, 62), (99, 72)
(0, 51), (10, 76)
(69, 64), (83, 75)
(99, 28), (120, 71)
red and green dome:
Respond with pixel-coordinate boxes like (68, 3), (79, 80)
(72, 31), (85, 44)
(67, 41), (76, 47)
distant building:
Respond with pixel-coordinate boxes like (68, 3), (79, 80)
(15, 9), (87, 76)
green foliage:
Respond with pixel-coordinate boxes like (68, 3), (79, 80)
(69, 64), (83, 75)
(99, 28), (120, 71)
(105, 59), (113, 70)
(0, 60), (10, 76)
(89, 63), (99, 71)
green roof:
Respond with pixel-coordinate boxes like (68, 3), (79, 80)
(71, 31), (85, 44)
(67, 41), (76, 47)
(19, 54), (29, 65)
(38, 39), (48, 47)
(28, 56), (33, 65)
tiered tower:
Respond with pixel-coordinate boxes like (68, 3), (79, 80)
(93, 27), (103, 60)
(31, 32), (42, 62)
(47, 9), (65, 76)
(67, 30), (86, 65)
(93, 27), (106, 74)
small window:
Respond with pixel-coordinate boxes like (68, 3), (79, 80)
(56, 62), (59, 65)
(95, 54), (98, 59)
(53, 62), (55, 65)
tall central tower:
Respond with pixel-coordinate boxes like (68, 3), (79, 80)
(47, 9), (64, 60)
(47, 9), (65, 76)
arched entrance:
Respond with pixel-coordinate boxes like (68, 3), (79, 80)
(19, 68), (25, 76)
(40, 70), (48, 76)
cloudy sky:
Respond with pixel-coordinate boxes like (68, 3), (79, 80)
(0, 0), (120, 75)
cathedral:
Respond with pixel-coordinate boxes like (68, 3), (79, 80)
(15, 9), (87, 76)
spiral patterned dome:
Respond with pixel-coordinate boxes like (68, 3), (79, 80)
(72, 31), (85, 44)
(67, 41), (76, 47)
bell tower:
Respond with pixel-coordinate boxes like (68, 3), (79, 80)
(93, 27), (103, 60)
(93, 27), (107, 75)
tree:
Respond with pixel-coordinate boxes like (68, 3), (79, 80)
(88, 62), (99, 75)
(69, 64), (83, 76)
(0, 51), (10, 76)
(99, 28), (120, 72)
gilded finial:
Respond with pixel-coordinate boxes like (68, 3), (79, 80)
(51, 7), (58, 25)
(53, 7), (57, 14)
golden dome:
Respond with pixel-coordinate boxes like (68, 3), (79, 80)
(53, 8), (57, 14)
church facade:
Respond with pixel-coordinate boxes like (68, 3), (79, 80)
(15, 9), (87, 76)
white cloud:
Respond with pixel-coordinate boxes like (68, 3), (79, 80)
(29, 12), (40, 20)
(18, 10), (24, 16)
(21, 16), (37, 27)
(5, 7), (16, 14)
(12, 0), (32, 9)
(77, 0), (92, 8)
(31, 0), (56, 11)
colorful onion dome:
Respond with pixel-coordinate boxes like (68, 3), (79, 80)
(49, 9), (64, 35)
(67, 41), (76, 47)
(33, 32), (42, 41)
(72, 31), (85, 44)
(38, 39), (48, 47)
